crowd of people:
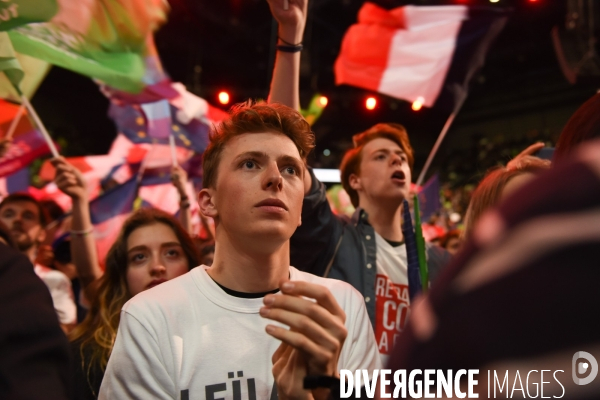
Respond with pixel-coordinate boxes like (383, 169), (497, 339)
(1, 0), (599, 399)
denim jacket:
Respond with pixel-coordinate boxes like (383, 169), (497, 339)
(290, 169), (451, 327)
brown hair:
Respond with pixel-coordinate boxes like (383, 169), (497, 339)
(340, 123), (414, 208)
(202, 101), (315, 189)
(554, 92), (600, 163)
(0, 192), (49, 226)
(464, 158), (550, 236)
(439, 229), (461, 250)
(69, 208), (199, 394)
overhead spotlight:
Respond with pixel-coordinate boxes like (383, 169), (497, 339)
(365, 97), (377, 110)
(218, 91), (230, 105)
(411, 96), (425, 111)
(318, 96), (328, 107)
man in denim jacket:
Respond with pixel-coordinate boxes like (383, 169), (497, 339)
(291, 123), (451, 364)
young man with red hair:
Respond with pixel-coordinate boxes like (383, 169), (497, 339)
(99, 101), (380, 399)
(290, 123), (451, 365)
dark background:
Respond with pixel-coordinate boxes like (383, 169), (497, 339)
(30, 0), (599, 187)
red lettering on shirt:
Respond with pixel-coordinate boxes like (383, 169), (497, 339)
(374, 274), (410, 355)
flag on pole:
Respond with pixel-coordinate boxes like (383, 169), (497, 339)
(102, 36), (225, 154)
(5, 0), (168, 93)
(0, 52), (51, 101)
(0, 100), (55, 178)
(334, 3), (508, 112)
(0, 31), (24, 90)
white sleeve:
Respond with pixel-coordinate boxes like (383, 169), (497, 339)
(338, 289), (382, 372)
(99, 310), (175, 399)
(44, 271), (76, 325)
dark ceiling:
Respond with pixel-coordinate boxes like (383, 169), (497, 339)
(31, 0), (599, 185)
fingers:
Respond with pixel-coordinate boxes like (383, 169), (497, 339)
(261, 281), (348, 376)
(265, 324), (339, 376)
(280, 280), (347, 322)
(272, 341), (292, 365)
(516, 142), (545, 159)
(262, 293), (346, 334)
(261, 300), (343, 351)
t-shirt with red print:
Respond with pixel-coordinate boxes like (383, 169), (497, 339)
(374, 233), (410, 366)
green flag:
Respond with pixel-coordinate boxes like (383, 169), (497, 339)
(4, 0), (167, 93)
(0, 0), (58, 32)
(0, 32), (23, 93)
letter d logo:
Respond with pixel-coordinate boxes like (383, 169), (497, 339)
(572, 351), (598, 385)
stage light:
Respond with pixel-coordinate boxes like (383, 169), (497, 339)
(323, 149), (331, 156)
(411, 96), (425, 111)
(489, 0), (499, 3)
(218, 91), (230, 105)
(365, 97), (377, 110)
(318, 96), (328, 107)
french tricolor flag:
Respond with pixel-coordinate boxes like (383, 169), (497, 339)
(335, 3), (508, 112)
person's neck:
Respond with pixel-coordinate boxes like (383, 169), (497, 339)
(207, 231), (290, 293)
(360, 198), (404, 242)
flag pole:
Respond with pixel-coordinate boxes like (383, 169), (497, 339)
(5, 103), (25, 140)
(20, 95), (59, 158)
(415, 96), (467, 187)
(169, 134), (178, 167)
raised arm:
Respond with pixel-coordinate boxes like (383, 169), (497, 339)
(171, 165), (193, 235)
(51, 157), (102, 297)
(266, 0), (308, 110)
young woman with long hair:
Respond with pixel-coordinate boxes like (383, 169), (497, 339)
(69, 208), (200, 399)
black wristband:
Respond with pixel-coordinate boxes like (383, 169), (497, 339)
(278, 36), (302, 46)
(303, 375), (340, 390)
(276, 44), (303, 53)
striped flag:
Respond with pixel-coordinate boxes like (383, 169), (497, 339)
(335, 3), (508, 112)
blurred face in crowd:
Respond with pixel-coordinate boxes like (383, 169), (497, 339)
(0, 200), (45, 252)
(126, 222), (190, 296)
(445, 237), (462, 255)
(200, 132), (304, 252)
(350, 138), (412, 206)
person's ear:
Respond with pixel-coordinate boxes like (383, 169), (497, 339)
(348, 173), (362, 191)
(198, 188), (218, 218)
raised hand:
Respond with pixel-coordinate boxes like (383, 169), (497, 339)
(51, 157), (87, 200)
(266, 0), (308, 44)
(506, 142), (546, 171)
(171, 165), (188, 197)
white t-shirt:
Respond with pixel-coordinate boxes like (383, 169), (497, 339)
(373, 233), (410, 366)
(34, 264), (77, 325)
(99, 266), (381, 399)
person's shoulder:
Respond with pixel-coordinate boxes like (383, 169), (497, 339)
(34, 265), (71, 288)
